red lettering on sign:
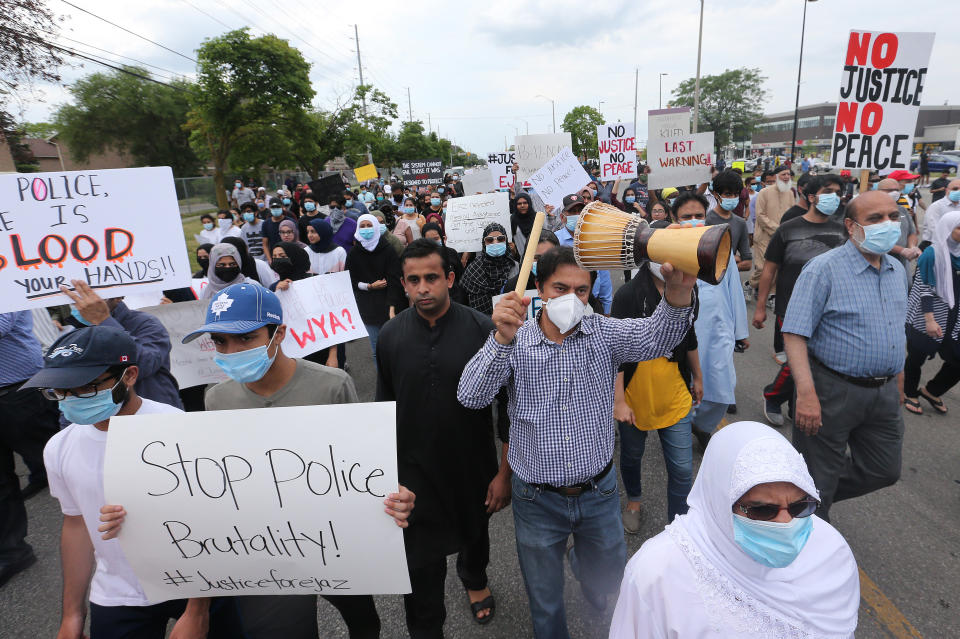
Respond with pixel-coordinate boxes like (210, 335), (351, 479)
(860, 103), (884, 135)
(845, 32), (871, 66)
(871, 33), (898, 69)
(836, 102), (858, 133)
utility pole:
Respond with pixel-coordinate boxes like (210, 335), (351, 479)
(406, 87), (412, 122)
(693, 0), (704, 133)
(353, 24), (372, 164)
(428, 113), (431, 132)
(633, 68), (638, 137)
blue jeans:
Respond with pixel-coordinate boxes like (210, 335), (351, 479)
(693, 399), (728, 434)
(364, 323), (381, 361)
(511, 468), (626, 639)
(618, 409), (693, 522)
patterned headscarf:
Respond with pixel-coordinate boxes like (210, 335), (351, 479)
(461, 222), (517, 314)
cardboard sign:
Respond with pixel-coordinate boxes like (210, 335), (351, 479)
(460, 167), (493, 195)
(646, 131), (715, 189)
(141, 300), (229, 388)
(527, 147), (593, 209)
(0, 167), (192, 312)
(444, 192), (512, 253)
(401, 159), (443, 187)
(830, 30), (935, 171)
(275, 272), (368, 359)
(307, 174), (346, 204)
(492, 289), (542, 321)
(514, 133), (573, 181)
(647, 107), (691, 140)
(104, 402), (411, 602)
(597, 123), (637, 181)
(353, 164), (378, 183)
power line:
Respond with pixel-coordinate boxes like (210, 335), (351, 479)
(55, 44), (184, 89)
(179, 0), (232, 29)
(49, 33), (184, 80)
(58, 0), (197, 63)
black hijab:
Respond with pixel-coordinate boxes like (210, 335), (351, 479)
(308, 218), (337, 253)
(511, 192), (535, 239)
(194, 242), (214, 278)
(220, 236), (261, 283)
(272, 242), (312, 281)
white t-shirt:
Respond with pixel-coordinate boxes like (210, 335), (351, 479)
(44, 398), (183, 607)
(308, 246), (347, 275)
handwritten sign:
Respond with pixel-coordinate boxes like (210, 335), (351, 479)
(646, 131), (715, 189)
(104, 403), (411, 602)
(353, 164), (378, 183)
(401, 159), (443, 187)
(648, 107), (691, 140)
(515, 133), (573, 181)
(597, 123), (637, 181)
(275, 272), (368, 358)
(444, 192), (512, 253)
(492, 289), (542, 321)
(142, 300), (229, 388)
(460, 167), (492, 195)
(527, 147), (593, 209)
(0, 167), (192, 312)
(830, 30), (935, 171)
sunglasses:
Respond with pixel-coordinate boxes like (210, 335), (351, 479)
(734, 497), (819, 521)
(483, 235), (507, 245)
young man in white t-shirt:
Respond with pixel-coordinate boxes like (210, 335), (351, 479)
(22, 325), (241, 639)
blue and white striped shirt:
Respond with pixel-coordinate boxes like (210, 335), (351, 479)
(0, 312), (44, 386)
(457, 300), (693, 486)
(782, 240), (906, 377)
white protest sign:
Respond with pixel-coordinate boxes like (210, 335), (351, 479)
(141, 300), (229, 388)
(514, 133), (573, 181)
(648, 107), (691, 140)
(104, 403), (411, 602)
(527, 147), (593, 209)
(0, 167), (191, 312)
(830, 30), (935, 171)
(122, 290), (166, 310)
(492, 289), (542, 321)
(274, 272), (368, 358)
(444, 192), (512, 253)
(646, 131), (715, 189)
(460, 167), (493, 195)
(597, 123), (637, 181)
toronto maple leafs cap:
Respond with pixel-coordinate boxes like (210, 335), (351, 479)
(21, 326), (137, 390)
(182, 283), (283, 343)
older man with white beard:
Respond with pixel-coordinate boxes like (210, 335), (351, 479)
(748, 165), (797, 297)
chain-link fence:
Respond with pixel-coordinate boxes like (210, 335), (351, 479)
(174, 176), (220, 217)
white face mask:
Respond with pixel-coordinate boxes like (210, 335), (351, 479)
(543, 292), (592, 334)
(887, 190), (901, 201)
(647, 261), (664, 281)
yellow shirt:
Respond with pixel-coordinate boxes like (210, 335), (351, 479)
(624, 357), (692, 431)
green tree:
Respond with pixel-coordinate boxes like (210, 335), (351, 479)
(187, 29), (314, 208)
(561, 106), (605, 159)
(24, 121), (57, 138)
(0, 0), (63, 121)
(671, 68), (768, 156)
(53, 67), (200, 176)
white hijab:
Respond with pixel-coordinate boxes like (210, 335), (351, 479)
(354, 213), (381, 252)
(665, 422), (859, 638)
(932, 209), (960, 309)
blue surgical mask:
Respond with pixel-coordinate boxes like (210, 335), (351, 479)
(380, 225), (388, 236)
(903, 183), (915, 194)
(625, 195), (636, 204)
(681, 218), (705, 227)
(948, 190), (960, 203)
(709, 181), (714, 191)
(430, 198), (442, 207)
(485, 242), (506, 258)
(304, 202), (316, 212)
(358, 228), (376, 240)
(752, 184), (761, 192)
(720, 197), (739, 211)
(270, 207), (283, 217)
(403, 206), (416, 214)
(70, 306), (92, 326)
(855, 220), (901, 254)
(531, 261), (538, 277)
(203, 222), (214, 231)
(282, 197), (291, 205)
(59, 382), (125, 425)
(376, 196), (384, 201)
(732, 513), (813, 568)
(257, 201), (266, 209)
(243, 212), (255, 223)
(870, 182), (879, 191)
(565, 215), (579, 232)
(815, 192), (840, 215)
(213, 332), (278, 383)
(345, 199), (354, 208)
(438, 187), (445, 194)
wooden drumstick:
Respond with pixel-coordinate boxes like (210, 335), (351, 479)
(514, 211), (546, 296)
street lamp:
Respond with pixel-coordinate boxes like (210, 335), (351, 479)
(659, 73), (669, 109)
(516, 118), (529, 135)
(598, 100), (605, 115)
(536, 94), (556, 133)
(693, 0), (703, 132)
(790, 0), (818, 164)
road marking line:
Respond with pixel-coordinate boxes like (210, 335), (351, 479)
(859, 566), (924, 638)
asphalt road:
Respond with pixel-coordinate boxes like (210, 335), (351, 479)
(2, 271), (958, 639)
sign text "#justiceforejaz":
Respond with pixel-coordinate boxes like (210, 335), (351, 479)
(159, 567), (351, 594)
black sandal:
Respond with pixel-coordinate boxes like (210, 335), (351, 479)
(466, 587), (495, 625)
(920, 389), (948, 414)
(904, 397), (923, 415)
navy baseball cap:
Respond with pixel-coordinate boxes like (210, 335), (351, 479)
(21, 326), (138, 390)
(182, 283), (283, 343)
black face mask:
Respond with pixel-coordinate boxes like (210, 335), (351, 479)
(214, 266), (240, 282)
(197, 257), (210, 272)
(272, 257), (294, 278)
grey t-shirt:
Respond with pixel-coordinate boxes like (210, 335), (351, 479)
(204, 359), (359, 410)
(706, 209), (752, 262)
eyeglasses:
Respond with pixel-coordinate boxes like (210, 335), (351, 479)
(42, 372), (125, 401)
(734, 497), (819, 521)
(483, 236), (507, 245)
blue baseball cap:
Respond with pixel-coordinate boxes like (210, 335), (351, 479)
(182, 283), (283, 343)
(21, 325), (138, 390)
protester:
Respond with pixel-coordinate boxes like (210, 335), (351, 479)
(903, 210), (960, 416)
(197, 213), (221, 245)
(232, 179), (255, 207)
(394, 197), (424, 246)
(344, 189), (369, 217)
(612, 258), (700, 530)
(328, 195), (360, 251)
(511, 192), (537, 258)
(749, 165), (797, 298)
(706, 170), (753, 272)
(779, 172), (815, 225)
(921, 178), (960, 246)
(502, 230), (560, 294)
(877, 177), (922, 288)
(615, 186), (648, 219)
(783, 191), (907, 520)
(609, 422), (859, 638)
(306, 218), (347, 275)
(376, 209), (406, 257)
(193, 243), (213, 278)
(268, 242), (312, 292)
(261, 197), (294, 254)
(423, 191), (444, 227)
(929, 169), (952, 204)
(201, 243), (260, 300)
(239, 202), (267, 261)
(461, 222), (518, 315)
(648, 200), (672, 229)
(457, 246), (696, 638)
(421, 222), (466, 304)
(220, 235), (279, 287)
(888, 169), (921, 214)
(218, 209), (243, 239)
(753, 174), (848, 426)
(345, 214), (405, 360)
(296, 192), (322, 243)
(277, 218), (305, 248)
(378, 239), (510, 634)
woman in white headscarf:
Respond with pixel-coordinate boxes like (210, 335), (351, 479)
(609, 421), (859, 639)
(200, 243), (260, 299)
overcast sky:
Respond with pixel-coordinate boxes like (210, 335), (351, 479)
(15, 0), (960, 159)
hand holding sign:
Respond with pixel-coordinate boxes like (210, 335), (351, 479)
(60, 279), (112, 325)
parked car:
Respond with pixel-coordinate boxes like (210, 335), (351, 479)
(910, 154), (959, 174)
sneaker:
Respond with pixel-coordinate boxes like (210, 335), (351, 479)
(774, 352), (787, 365)
(726, 403), (738, 415)
(763, 396), (785, 426)
(622, 506), (642, 534)
(766, 294), (776, 311)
